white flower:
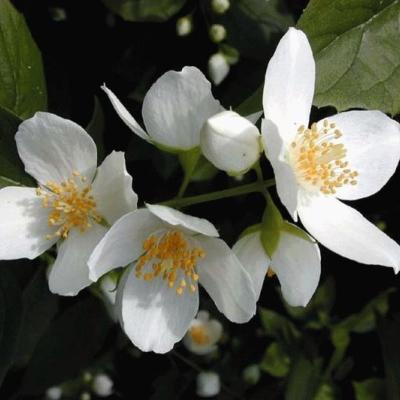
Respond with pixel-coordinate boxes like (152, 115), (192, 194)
(88, 204), (256, 353)
(102, 67), (223, 152)
(46, 386), (62, 400)
(0, 112), (138, 295)
(262, 28), (400, 271)
(196, 372), (221, 398)
(183, 310), (223, 355)
(208, 53), (230, 85)
(233, 222), (320, 307)
(200, 110), (262, 174)
(92, 373), (113, 397)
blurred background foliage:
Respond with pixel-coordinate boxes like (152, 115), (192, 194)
(0, 0), (400, 399)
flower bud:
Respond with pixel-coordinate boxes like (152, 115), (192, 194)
(208, 53), (230, 85)
(209, 24), (227, 43)
(242, 364), (261, 385)
(211, 0), (230, 14)
(92, 373), (113, 397)
(46, 386), (62, 400)
(80, 393), (91, 400)
(196, 372), (221, 398)
(200, 110), (261, 175)
(176, 16), (193, 37)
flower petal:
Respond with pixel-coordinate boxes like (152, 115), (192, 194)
(263, 28), (315, 144)
(232, 231), (270, 300)
(196, 237), (256, 323)
(272, 223), (321, 307)
(48, 224), (107, 296)
(262, 119), (299, 220)
(91, 151), (138, 224)
(318, 111), (400, 201)
(16, 112), (97, 185)
(88, 210), (164, 281)
(142, 66), (223, 150)
(298, 194), (400, 272)
(0, 187), (55, 259)
(146, 204), (219, 237)
(116, 265), (199, 353)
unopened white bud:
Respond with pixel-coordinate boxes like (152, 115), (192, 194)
(209, 24), (227, 43)
(46, 386), (62, 400)
(196, 372), (221, 398)
(211, 0), (230, 14)
(208, 53), (230, 85)
(92, 373), (113, 397)
(201, 110), (261, 174)
(176, 16), (193, 37)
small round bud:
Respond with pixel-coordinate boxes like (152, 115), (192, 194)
(196, 372), (221, 398)
(92, 373), (114, 397)
(211, 0), (230, 14)
(176, 16), (193, 37)
(49, 7), (67, 22)
(209, 24), (227, 43)
(208, 53), (230, 85)
(242, 364), (261, 385)
(80, 392), (91, 400)
(82, 371), (93, 384)
(46, 386), (62, 400)
(200, 110), (261, 174)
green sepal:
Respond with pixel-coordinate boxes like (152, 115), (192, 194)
(260, 194), (283, 257)
(178, 147), (201, 176)
(281, 221), (316, 243)
(239, 223), (262, 239)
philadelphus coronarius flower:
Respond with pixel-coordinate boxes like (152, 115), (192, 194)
(262, 28), (400, 270)
(183, 310), (223, 355)
(102, 66), (223, 152)
(0, 112), (138, 295)
(88, 204), (256, 353)
(200, 110), (262, 175)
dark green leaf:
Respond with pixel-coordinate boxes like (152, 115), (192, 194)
(353, 378), (385, 400)
(0, 0), (47, 119)
(102, 0), (187, 22)
(298, 0), (400, 115)
(260, 342), (291, 377)
(0, 265), (23, 385)
(235, 86), (263, 120)
(21, 296), (113, 395)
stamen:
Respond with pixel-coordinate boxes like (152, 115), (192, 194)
(37, 173), (102, 239)
(136, 230), (205, 296)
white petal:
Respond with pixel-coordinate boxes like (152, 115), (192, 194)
(232, 232), (270, 300)
(272, 223), (321, 307)
(298, 194), (400, 272)
(146, 204), (219, 237)
(142, 66), (223, 150)
(16, 112), (97, 185)
(263, 28), (315, 144)
(88, 210), (164, 281)
(91, 151), (138, 224)
(197, 237), (256, 323)
(117, 265), (199, 353)
(101, 85), (150, 142)
(48, 224), (107, 296)
(318, 111), (400, 200)
(0, 187), (55, 259)
(208, 53), (230, 86)
(262, 119), (299, 220)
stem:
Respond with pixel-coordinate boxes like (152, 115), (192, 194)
(177, 171), (192, 198)
(253, 162), (268, 199)
(161, 179), (275, 209)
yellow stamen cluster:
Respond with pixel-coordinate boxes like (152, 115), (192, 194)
(290, 120), (358, 195)
(267, 268), (276, 278)
(135, 230), (205, 296)
(36, 171), (102, 239)
(189, 325), (210, 345)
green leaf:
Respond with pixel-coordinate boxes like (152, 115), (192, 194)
(353, 378), (385, 400)
(0, 106), (33, 188)
(222, 0), (294, 61)
(0, 0), (47, 119)
(102, 0), (187, 22)
(0, 265), (23, 385)
(235, 85), (263, 116)
(298, 0), (400, 115)
(260, 342), (291, 377)
(21, 296), (113, 395)
(314, 383), (337, 400)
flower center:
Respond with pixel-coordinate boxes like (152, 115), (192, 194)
(290, 120), (358, 195)
(36, 171), (102, 239)
(189, 325), (210, 346)
(135, 230), (205, 296)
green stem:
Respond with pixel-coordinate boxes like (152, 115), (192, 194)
(177, 148), (201, 198)
(253, 162), (268, 199)
(161, 179), (275, 209)
(177, 171), (193, 198)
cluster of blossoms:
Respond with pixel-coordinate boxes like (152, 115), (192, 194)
(1, 28), (399, 355)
